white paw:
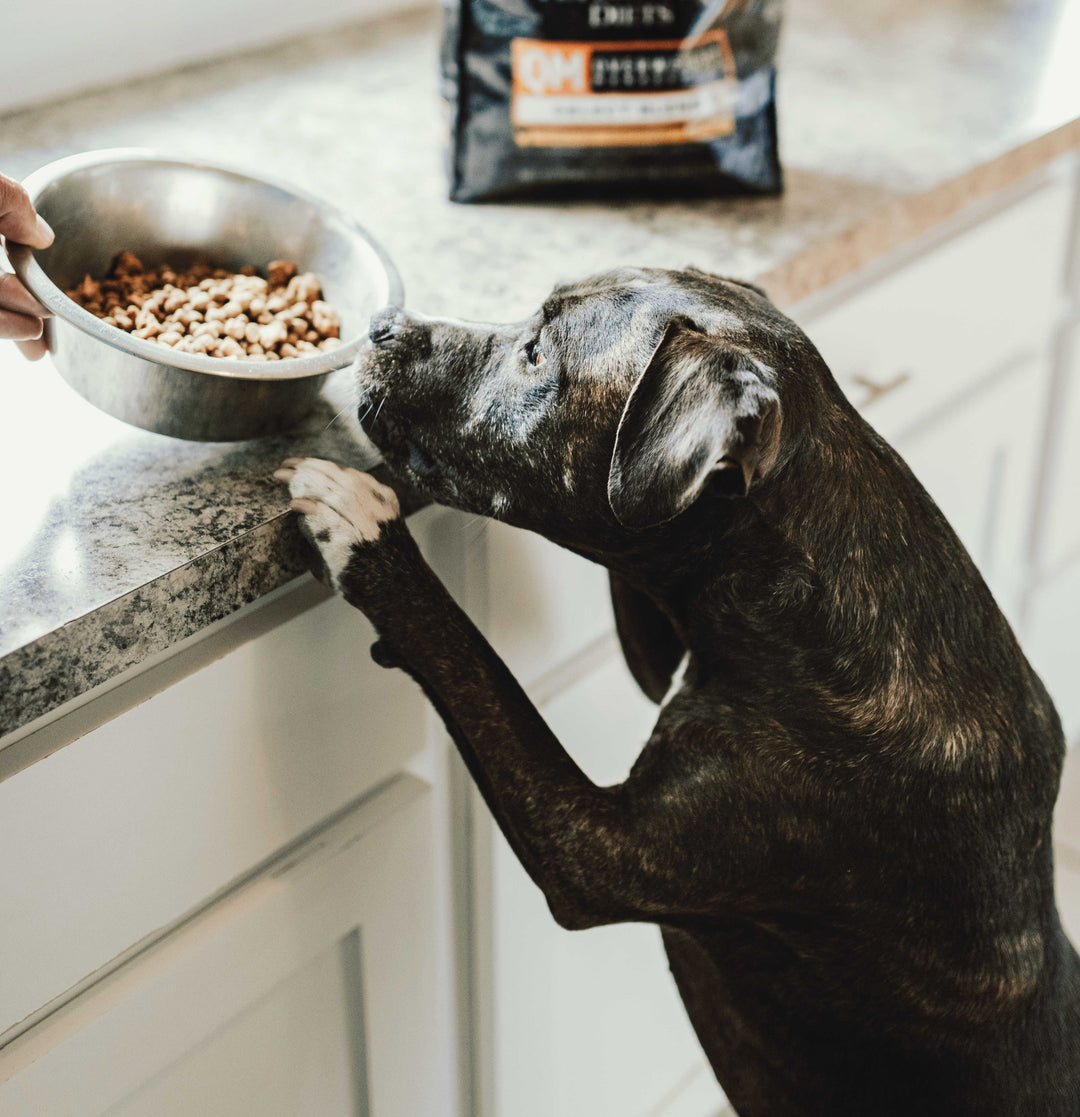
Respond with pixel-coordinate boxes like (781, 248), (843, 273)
(274, 457), (401, 590)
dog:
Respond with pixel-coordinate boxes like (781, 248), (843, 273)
(274, 266), (1080, 1116)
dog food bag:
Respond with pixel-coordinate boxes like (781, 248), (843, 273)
(442, 0), (783, 201)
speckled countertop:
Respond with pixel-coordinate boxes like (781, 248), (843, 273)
(2, 0), (1079, 739)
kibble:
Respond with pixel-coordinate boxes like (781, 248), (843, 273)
(66, 251), (342, 361)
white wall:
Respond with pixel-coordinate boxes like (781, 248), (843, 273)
(1, 0), (412, 117)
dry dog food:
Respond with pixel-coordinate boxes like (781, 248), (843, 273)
(443, 0), (784, 201)
(66, 252), (342, 361)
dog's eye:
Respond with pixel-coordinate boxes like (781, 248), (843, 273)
(524, 337), (546, 368)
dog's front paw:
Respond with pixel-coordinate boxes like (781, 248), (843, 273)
(274, 457), (401, 591)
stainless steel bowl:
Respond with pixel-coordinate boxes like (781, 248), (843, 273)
(9, 149), (402, 441)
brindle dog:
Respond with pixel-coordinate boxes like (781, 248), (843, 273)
(274, 267), (1080, 1116)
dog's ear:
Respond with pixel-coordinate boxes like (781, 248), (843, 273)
(608, 319), (782, 530)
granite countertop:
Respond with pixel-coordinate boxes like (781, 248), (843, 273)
(2, 0), (1079, 740)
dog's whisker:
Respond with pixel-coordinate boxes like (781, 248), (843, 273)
(323, 403), (351, 432)
(457, 513), (491, 548)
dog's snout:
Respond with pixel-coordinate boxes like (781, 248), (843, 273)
(369, 306), (406, 346)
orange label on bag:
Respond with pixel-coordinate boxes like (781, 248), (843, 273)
(510, 32), (737, 148)
(513, 41), (592, 96)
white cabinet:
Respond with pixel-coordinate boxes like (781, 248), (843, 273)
(0, 591), (430, 1041)
(0, 776), (449, 1117)
(484, 519), (615, 687)
(805, 170), (1073, 448)
(0, 509), (463, 1117)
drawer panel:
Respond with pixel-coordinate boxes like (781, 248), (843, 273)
(805, 172), (1074, 442)
(484, 520), (613, 686)
(0, 778), (447, 1117)
(0, 590), (429, 1038)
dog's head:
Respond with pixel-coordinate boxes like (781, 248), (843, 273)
(357, 267), (829, 553)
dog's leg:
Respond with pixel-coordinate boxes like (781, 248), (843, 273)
(609, 572), (685, 704)
(275, 459), (673, 929)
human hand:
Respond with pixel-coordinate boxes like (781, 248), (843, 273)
(1, 172), (55, 360)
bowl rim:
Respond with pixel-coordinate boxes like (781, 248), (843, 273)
(8, 147), (405, 382)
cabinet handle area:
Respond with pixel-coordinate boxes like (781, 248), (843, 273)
(849, 369), (912, 408)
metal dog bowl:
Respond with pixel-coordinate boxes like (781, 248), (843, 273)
(10, 149), (402, 441)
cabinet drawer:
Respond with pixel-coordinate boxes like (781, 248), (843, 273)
(0, 591), (429, 1039)
(0, 777), (449, 1117)
(805, 172), (1074, 442)
(484, 521), (613, 686)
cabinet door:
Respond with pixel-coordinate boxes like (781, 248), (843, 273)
(0, 776), (450, 1117)
(0, 590), (430, 1041)
(891, 357), (1046, 633)
(484, 520), (614, 686)
(481, 653), (726, 1117)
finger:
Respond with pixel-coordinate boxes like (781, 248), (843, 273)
(0, 271), (51, 318)
(290, 497), (321, 514)
(16, 336), (48, 360)
(272, 467), (297, 482)
(281, 457), (306, 468)
(0, 307), (44, 341)
(0, 176), (53, 248)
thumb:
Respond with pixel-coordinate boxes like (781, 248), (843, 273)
(0, 175), (53, 249)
